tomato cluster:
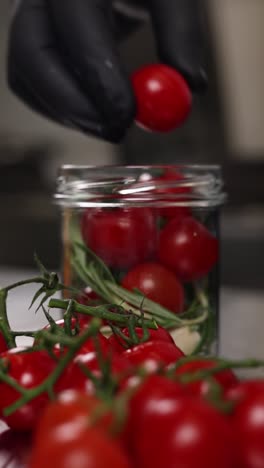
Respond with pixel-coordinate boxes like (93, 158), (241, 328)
(80, 168), (219, 319)
(1, 315), (264, 468)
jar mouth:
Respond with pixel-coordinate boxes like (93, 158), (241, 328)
(54, 164), (227, 208)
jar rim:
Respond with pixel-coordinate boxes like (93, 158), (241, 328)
(54, 164), (227, 209)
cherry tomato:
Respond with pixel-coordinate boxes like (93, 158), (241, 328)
(81, 207), (157, 269)
(226, 380), (264, 403)
(232, 392), (264, 468)
(37, 320), (107, 356)
(131, 64), (192, 132)
(34, 391), (113, 448)
(108, 325), (174, 353)
(158, 216), (219, 282)
(0, 349), (56, 431)
(153, 168), (191, 219)
(123, 340), (184, 372)
(57, 350), (130, 395)
(77, 333), (110, 357)
(175, 358), (238, 397)
(40, 317), (83, 336)
(29, 428), (131, 468)
(134, 396), (235, 468)
(123, 374), (184, 452)
(76, 288), (101, 306)
(121, 262), (184, 313)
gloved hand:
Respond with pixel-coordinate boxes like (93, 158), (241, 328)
(8, 0), (207, 143)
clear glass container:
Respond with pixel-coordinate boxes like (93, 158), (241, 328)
(54, 165), (226, 356)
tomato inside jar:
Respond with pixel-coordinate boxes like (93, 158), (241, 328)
(55, 165), (225, 356)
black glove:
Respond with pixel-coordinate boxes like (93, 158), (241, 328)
(8, 0), (207, 143)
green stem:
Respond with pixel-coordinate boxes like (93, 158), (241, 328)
(35, 329), (91, 348)
(169, 355), (264, 381)
(179, 309), (208, 327)
(48, 298), (157, 330)
(0, 290), (16, 348)
(106, 282), (181, 323)
(0, 366), (27, 395)
(64, 300), (76, 336)
(3, 278), (45, 293)
(3, 318), (102, 417)
(105, 282), (209, 329)
(181, 358), (264, 383)
(11, 331), (36, 338)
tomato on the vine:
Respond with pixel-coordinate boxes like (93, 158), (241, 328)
(30, 428), (131, 468)
(108, 325), (174, 353)
(77, 333), (110, 357)
(131, 64), (192, 132)
(38, 320), (108, 357)
(81, 207), (157, 269)
(123, 340), (184, 372)
(158, 216), (219, 282)
(0, 349), (56, 431)
(232, 392), (264, 468)
(133, 395), (236, 468)
(175, 358), (238, 397)
(226, 379), (264, 403)
(123, 374), (184, 452)
(34, 391), (113, 448)
(41, 317), (85, 337)
(57, 350), (130, 396)
(121, 262), (184, 313)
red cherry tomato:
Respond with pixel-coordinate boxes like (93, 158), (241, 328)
(41, 317), (84, 336)
(123, 374), (184, 453)
(121, 262), (184, 313)
(57, 349), (130, 395)
(108, 325), (174, 353)
(153, 168), (191, 219)
(123, 340), (184, 372)
(133, 396), (236, 468)
(232, 392), (264, 468)
(29, 428), (131, 468)
(34, 391), (113, 448)
(76, 288), (101, 306)
(81, 207), (157, 269)
(226, 380), (264, 403)
(158, 216), (219, 282)
(175, 358), (238, 397)
(37, 319), (106, 354)
(131, 64), (192, 132)
(0, 349), (56, 431)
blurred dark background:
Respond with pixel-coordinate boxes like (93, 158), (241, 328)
(0, 0), (263, 290)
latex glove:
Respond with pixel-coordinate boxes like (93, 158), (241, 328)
(8, 0), (207, 143)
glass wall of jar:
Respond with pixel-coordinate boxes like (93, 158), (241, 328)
(54, 165), (226, 356)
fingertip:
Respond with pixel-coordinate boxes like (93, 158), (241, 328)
(160, 51), (208, 94)
(102, 81), (136, 141)
(182, 67), (208, 94)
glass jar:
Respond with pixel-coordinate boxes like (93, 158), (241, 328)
(54, 165), (226, 356)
